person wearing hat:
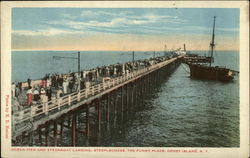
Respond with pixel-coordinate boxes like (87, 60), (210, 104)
(27, 78), (31, 88)
(40, 88), (46, 95)
(46, 87), (52, 101)
(26, 87), (33, 106)
(33, 87), (40, 101)
(12, 82), (16, 98)
(62, 79), (68, 94)
(40, 87), (46, 101)
(56, 87), (63, 98)
(41, 77), (47, 88)
(40, 88), (48, 105)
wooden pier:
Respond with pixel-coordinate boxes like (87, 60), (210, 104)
(12, 55), (183, 146)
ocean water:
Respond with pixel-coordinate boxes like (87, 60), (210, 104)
(12, 51), (239, 147)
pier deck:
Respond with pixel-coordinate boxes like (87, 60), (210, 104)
(12, 55), (183, 143)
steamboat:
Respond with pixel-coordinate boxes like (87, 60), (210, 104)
(187, 16), (238, 82)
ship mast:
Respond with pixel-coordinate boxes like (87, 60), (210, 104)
(209, 16), (216, 67)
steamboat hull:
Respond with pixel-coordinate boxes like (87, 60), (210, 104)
(189, 64), (233, 82)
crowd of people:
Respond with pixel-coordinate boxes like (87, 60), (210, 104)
(12, 54), (174, 111)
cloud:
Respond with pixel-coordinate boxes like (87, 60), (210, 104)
(80, 10), (184, 24)
(88, 18), (149, 27)
(12, 28), (82, 36)
(80, 10), (133, 17)
(36, 9), (189, 37)
(142, 14), (185, 24)
(45, 13), (185, 34)
(12, 20), (238, 40)
(59, 11), (237, 35)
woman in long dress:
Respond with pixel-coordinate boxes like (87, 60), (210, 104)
(62, 79), (68, 94)
(26, 87), (33, 106)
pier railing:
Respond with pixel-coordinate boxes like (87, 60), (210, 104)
(13, 57), (180, 127)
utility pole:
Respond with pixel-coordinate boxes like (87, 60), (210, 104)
(78, 52), (80, 78)
(132, 51), (135, 62)
(77, 52), (80, 91)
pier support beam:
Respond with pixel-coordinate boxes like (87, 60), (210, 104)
(106, 94), (110, 122)
(53, 121), (58, 146)
(126, 84), (129, 113)
(97, 99), (101, 131)
(131, 83), (134, 105)
(45, 125), (49, 146)
(68, 115), (71, 127)
(85, 105), (90, 137)
(38, 128), (42, 146)
(113, 90), (118, 127)
(71, 114), (76, 146)
(60, 117), (64, 139)
(121, 86), (124, 120)
(135, 81), (138, 105)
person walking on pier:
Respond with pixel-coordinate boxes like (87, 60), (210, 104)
(80, 78), (85, 90)
(69, 80), (74, 93)
(15, 84), (20, 98)
(18, 82), (22, 93)
(27, 78), (31, 88)
(12, 82), (16, 98)
(56, 87), (63, 98)
(47, 76), (51, 88)
(114, 67), (117, 77)
(46, 87), (52, 101)
(41, 77), (46, 88)
(33, 88), (40, 101)
(83, 71), (86, 79)
(40, 88), (46, 95)
(62, 79), (68, 94)
(40, 87), (48, 106)
(26, 87), (33, 106)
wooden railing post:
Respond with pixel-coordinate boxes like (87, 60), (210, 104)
(98, 84), (101, 92)
(30, 106), (36, 120)
(85, 89), (88, 98)
(68, 95), (71, 105)
(58, 98), (61, 110)
(108, 81), (111, 88)
(45, 103), (48, 115)
(92, 87), (95, 95)
(77, 92), (80, 101)
(103, 82), (106, 90)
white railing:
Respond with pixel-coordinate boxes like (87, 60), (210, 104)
(13, 57), (178, 126)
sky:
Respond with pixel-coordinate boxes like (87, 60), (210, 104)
(12, 8), (239, 51)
